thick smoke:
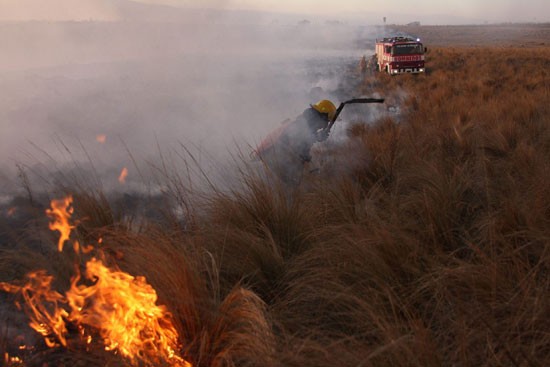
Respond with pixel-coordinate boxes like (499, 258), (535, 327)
(0, 3), (380, 196)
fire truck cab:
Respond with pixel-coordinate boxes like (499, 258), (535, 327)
(375, 37), (425, 75)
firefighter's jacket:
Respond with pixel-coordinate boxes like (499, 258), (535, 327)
(277, 107), (329, 162)
(254, 107), (329, 184)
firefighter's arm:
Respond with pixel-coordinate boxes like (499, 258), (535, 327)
(316, 128), (330, 142)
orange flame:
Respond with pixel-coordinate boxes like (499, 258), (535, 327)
(7, 207), (17, 217)
(0, 271), (69, 347)
(0, 196), (192, 367)
(118, 167), (128, 184)
(4, 353), (23, 365)
(96, 134), (107, 143)
(45, 196), (74, 252)
(66, 258), (188, 366)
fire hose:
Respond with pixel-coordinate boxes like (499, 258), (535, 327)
(325, 97), (385, 134)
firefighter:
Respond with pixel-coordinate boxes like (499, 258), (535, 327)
(255, 99), (337, 184)
(287, 99), (336, 162)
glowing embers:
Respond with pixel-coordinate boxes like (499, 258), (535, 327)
(0, 196), (191, 367)
(118, 167), (129, 184)
(96, 134), (107, 144)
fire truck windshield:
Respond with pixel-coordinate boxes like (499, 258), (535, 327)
(392, 44), (423, 55)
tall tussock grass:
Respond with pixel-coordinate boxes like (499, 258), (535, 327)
(1, 46), (549, 366)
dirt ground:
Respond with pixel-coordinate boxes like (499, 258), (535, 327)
(391, 23), (550, 47)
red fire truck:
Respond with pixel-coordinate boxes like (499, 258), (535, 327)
(375, 36), (426, 75)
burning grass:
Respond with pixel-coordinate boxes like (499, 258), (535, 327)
(1, 46), (549, 366)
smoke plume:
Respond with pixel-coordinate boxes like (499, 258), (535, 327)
(0, 3), (381, 195)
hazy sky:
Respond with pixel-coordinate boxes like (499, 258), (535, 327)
(152, 0), (548, 22)
(0, 0), (548, 23)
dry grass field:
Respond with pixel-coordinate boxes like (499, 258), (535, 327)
(1, 27), (549, 366)
(392, 23), (550, 46)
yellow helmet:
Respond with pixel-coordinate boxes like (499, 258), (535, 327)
(312, 99), (337, 121)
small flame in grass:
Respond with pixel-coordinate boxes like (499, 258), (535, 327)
(118, 167), (128, 184)
(0, 196), (192, 367)
(96, 134), (107, 143)
(66, 258), (188, 366)
(7, 207), (17, 217)
(45, 196), (74, 252)
(0, 271), (69, 347)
